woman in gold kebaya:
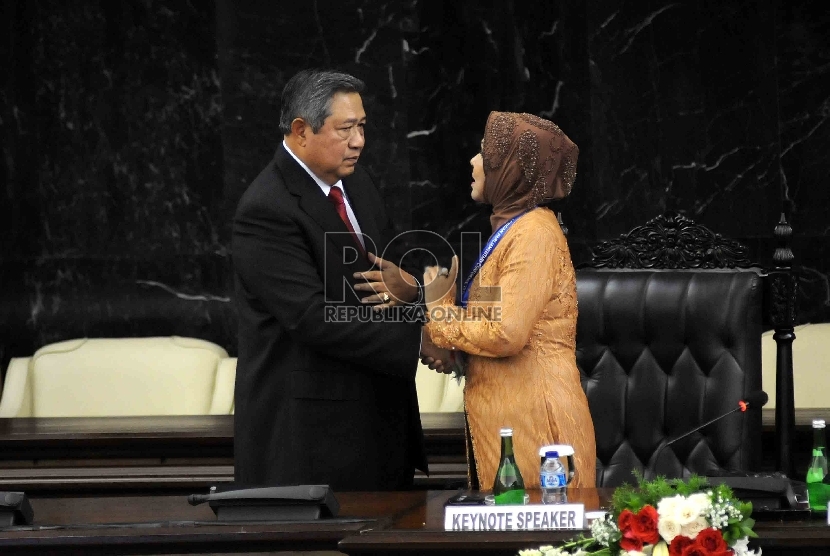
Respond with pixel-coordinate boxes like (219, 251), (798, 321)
(423, 111), (596, 490)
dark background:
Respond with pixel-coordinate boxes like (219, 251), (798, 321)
(1, 0), (828, 378)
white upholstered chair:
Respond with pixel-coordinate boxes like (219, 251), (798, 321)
(415, 361), (465, 412)
(0, 337), (236, 417)
(0, 339), (463, 417)
(762, 323), (830, 409)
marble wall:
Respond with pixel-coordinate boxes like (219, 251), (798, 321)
(775, 1), (830, 325)
(1, 0), (828, 377)
(0, 0), (235, 375)
(404, 0), (829, 320)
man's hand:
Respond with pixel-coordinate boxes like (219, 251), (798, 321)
(353, 252), (419, 310)
(420, 328), (454, 374)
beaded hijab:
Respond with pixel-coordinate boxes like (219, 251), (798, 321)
(481, 111), (579, 233)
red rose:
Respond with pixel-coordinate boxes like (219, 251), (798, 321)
(630, 505), (661, 545)
(618, 509), (634, 531)
(669, 535), (695, 556)
(695, 528), (729, 552)
(620, 535), (644, 552)
(681, 547), (708, 556)
(617, 508), (644, 551)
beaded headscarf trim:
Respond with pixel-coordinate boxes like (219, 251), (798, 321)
(482, 111), (578, 207)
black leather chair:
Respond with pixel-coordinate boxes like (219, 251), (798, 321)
(574, 212), (792, 487)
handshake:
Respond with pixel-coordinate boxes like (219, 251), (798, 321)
(419, 256), (463, 377)
(420, 328), (465, 378)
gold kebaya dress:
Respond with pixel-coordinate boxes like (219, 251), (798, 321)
(424, 111), (596, 490)
(426, 207), (596, 489)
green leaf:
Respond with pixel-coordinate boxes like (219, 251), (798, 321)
(594, 473), (757, 556)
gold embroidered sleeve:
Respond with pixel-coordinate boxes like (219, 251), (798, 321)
(425, 223), (560, 357)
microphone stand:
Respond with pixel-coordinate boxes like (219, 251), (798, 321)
(647, 401), (755, 481)
(645, 391), (805, 510)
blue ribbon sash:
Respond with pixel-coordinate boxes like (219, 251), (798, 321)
(460, 211), (527, 307)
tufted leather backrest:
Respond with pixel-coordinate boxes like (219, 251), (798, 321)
(576, 269), (763, 487)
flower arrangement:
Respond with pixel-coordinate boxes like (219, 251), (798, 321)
(518, 475), (760, 556)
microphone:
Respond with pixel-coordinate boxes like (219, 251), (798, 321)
(647, 390), (768, 480)
(188, 485), (332, 506)
(739, 390), (768, 412)
(186, 485), (340, 521)
(0, 491), (34, 526)
(188, 493), (210, 506)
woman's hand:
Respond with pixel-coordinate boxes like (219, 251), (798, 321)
(420, 328), (454, 374)
(423, 255), (459, 311)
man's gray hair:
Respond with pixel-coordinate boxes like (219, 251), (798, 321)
(279, 69), (365, 135)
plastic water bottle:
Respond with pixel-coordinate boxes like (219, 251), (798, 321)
(540, 450), (568, 504)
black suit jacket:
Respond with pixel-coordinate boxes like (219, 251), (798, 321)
(232, 145), (427, 491)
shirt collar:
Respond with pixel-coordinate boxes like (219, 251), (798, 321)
(282, 139), (343, 195)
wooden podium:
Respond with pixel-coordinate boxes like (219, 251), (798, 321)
(1, 489), (830, 555)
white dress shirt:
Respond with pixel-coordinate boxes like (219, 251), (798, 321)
(283, 140), (365, 248)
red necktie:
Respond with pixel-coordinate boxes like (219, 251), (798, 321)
(327, 186), (365, 256)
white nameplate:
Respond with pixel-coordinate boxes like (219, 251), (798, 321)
(444, 503), (585, 531)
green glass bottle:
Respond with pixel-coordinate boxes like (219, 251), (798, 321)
(493, 427), (526, 505)
(806, 419), (829, 511)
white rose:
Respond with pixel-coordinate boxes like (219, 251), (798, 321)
(657, 494), (683, 518)
(657, 516), (682, 542)
(687, 492), (712, 513)
(679, 516), (708, 539)
(673, 497), (701, 525)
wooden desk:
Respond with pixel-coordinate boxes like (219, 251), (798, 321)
(339, 490), (830, 556)
(2, 490), (829, 555)
(340, 488), (606, 556)
(0, 413), (466, 491)
(3, 409), (829, 493)
(0, 490), (424, 555)
(0, 415), (234, 492)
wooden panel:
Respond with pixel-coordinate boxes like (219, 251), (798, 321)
(6, 409), (825, 494)
(0, 414), (467, 492)
(0, 490), (828, 555)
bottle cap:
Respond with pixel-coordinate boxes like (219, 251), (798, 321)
(539, 444), (575, 457)
(499, 427), (513, 436)
(545, 451), (559, 458)
(813, 419), (826, 429)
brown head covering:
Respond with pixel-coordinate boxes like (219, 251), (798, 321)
(481, 111), (579, 232)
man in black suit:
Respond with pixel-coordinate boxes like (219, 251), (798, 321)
(232, 69), (439, 491)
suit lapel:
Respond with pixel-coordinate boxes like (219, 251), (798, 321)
(274, 145), (372, 270)
(341, 172), (382, 256)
